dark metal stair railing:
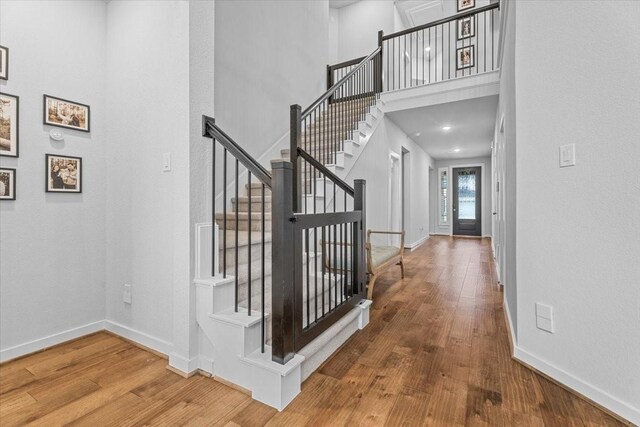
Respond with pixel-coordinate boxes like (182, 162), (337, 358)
(381, 2), (500, 91)
(202, 116), (271, 354)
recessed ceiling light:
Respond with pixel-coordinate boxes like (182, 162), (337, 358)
(415, 132), (421, 137)
(442, 126), (451, 131)
(453, 148), (461, 152)
(425, 47), (431, 52)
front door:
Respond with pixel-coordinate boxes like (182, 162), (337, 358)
(452, 167), (481, 236)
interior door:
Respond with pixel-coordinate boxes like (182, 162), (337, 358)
(452, 167), (481, 236)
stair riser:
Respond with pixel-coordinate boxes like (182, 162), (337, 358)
(217, 219), (272, 232)
(233, 200), (272, 213)
(219, 242), (273, 271)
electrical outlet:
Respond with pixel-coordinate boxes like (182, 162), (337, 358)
(163, 152), (171, 172)
(123, 284), (132, 304)
(535, 302), (554, 333)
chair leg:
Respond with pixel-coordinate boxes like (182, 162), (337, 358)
(367, 274), (378, 300)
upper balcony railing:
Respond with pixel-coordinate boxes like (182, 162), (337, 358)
(380, 3), (500, 92)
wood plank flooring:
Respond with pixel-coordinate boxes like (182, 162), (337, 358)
(0, 237), (628, 426)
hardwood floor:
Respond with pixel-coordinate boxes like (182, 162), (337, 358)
(0, 237), (627, 426)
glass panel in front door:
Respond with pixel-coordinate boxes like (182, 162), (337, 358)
(458, 171), (476, 220)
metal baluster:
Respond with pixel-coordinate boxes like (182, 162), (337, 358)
(305, 228), (310, 327)
(333, 224), (338, 308)
(261, 183), (265, 352)
(223, 148), (227, 278)
(314, 225), (318, 323)
(212, 139), (216, 277)
(428, 29), (431, 83)
(247, 171), (252, 315)
(235, 158), (239, 312)
(484, 11), (487, 72)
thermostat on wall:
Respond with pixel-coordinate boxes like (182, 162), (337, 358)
(49, 128), (64, 141)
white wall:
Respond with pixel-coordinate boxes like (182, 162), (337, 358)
(334, 0), (394, 63)
(214, 0), (329, 162)
(513, 1), (640, 422)
(346, 117), (433, 248)
(430, 156), (492, 237)
(104, 1), (190, 349)
(329, 8), (340, 65)
(0, 1), (107, 358)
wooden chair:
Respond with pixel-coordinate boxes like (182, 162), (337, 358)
(366, 229), (405, 300)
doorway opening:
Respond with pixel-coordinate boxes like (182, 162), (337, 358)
(452, 166), (482, 236)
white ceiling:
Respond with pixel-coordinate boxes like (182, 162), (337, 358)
(394, 0), (445, 28)
(329, 0), (361, 9)
(387, 95), (498, 160)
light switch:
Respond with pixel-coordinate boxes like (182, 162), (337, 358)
(559, 144), (575, 167)
(163, 152), (171, 172)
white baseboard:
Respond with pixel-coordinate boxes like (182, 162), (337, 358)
(404, 235), (428, 251)
(503, 298), (638, 425)
(104, 320), (173, 357)
(429, 232), (450, 236)
(0, 320), (105, 363)
(168, 352), (201, 375)
(513, 346), (639, 425)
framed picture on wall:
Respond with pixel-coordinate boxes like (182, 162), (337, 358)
(457, 0), (475, 12)
(46, 154), (82, 193)
(0, 168), (16, 200)
(0, 92), (19, 157)
(457, 45), (475, 70)
(0, 45), (8, 80)
(43, 95), (90, 132)
(457, 16), (475, 40)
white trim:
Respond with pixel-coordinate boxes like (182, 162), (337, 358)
(0, 320), (105, 363)
(405, 235), (428, 251)
(104, 320), (174, 356)
(504, 293), (516, 345)
(513, 347), (640, 425)
(168, 352), (200, 375)
(503, 298), (639, 425)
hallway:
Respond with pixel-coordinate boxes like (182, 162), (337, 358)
(0, 238), (626, 426)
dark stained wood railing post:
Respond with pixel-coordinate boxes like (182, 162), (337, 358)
(290, 104), (302, 213)
(271, 160), (296, 364)
(326, 64), (332, 90)
(376, 30), (383, 94)
(354, 179), (367, 297)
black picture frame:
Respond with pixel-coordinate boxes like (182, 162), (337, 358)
(457, 0), (475, 12)
(0, 167), (16, 200)
(456, 45), (475, 70)
(0, 45), (8, 81)
(457, 16), (475, 40)
(0, 92), (19, 158)
(43, 94), (90, 133)
(45, 154), (83, 193)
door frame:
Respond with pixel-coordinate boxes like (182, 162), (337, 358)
(447, 162), (486, 237)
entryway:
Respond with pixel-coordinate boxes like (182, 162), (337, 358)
(452, 166), (482, 236)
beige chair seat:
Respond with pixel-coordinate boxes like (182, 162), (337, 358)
(366, 230), (405, 300)
(370, 245), (401, 269)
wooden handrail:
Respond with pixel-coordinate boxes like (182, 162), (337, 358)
(202, 116), (272, 188)
(382, 2), (499, 41)
(296, 147), (354, 196)
(301, 47), (381, 120)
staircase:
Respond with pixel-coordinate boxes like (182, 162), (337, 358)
(195, 47), (384, 411)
